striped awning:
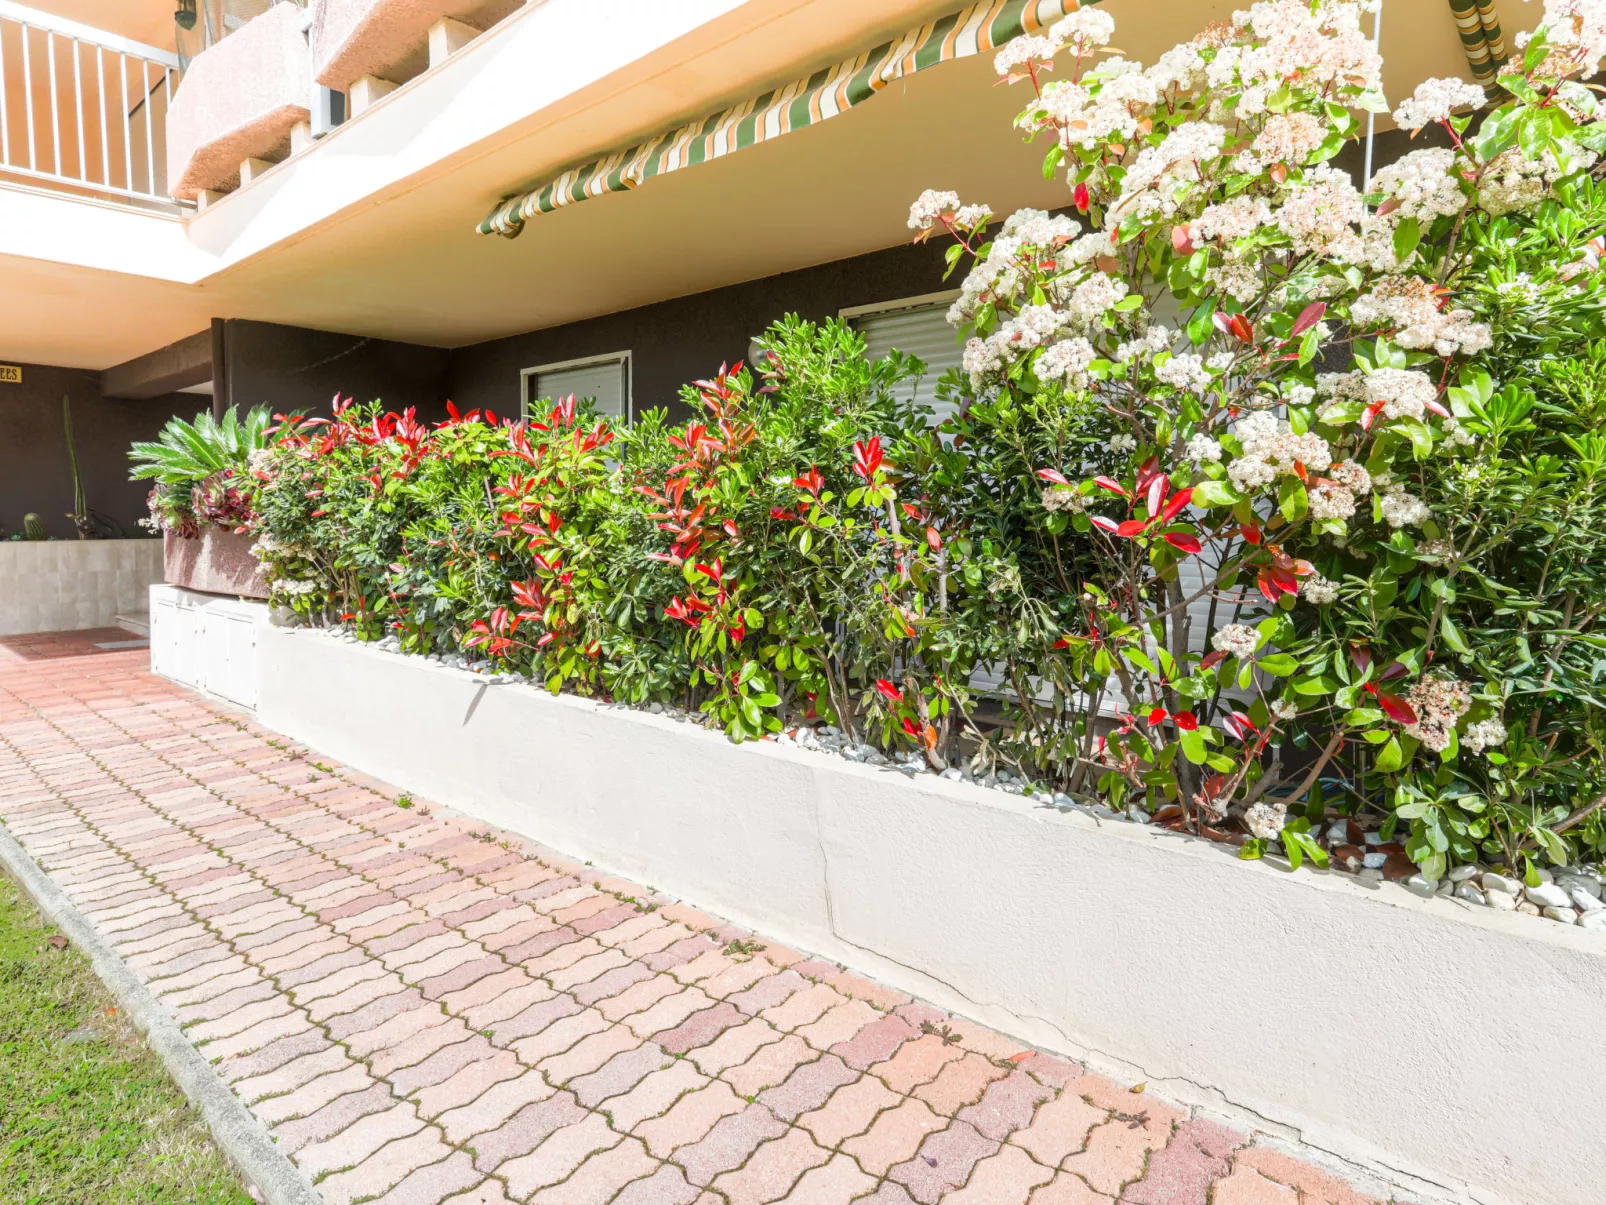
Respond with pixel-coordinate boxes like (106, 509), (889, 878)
(478, 0), (1083, 238)
(1446, 0), (1508, 86)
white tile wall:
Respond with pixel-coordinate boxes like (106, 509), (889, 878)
(0, 539), (165, 636)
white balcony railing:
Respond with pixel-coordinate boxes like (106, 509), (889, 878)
(0, 1), (184, 205)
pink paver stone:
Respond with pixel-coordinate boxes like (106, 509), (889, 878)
(0, 640), (1408, 1205)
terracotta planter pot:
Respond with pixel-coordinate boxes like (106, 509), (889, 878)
(164, 528), (268, 599)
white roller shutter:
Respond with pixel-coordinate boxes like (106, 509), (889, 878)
(853, 302), (964, 423)
(526, 355), (630, 420)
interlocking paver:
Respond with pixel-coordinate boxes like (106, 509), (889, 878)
(0, 636), (1397, 1205)
(499, 1113), (623, 1199)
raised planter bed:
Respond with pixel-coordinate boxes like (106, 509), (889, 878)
(0, 538), (164, 636)
(231, 625), (1606, 1205)
(163, 529), (268, 599)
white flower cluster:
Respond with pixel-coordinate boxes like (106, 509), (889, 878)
(1036, 336), (1097, 384)
(1109, 433), (1138, 453)
(946, 210), (1085, 327)
(1370, 148), (1469, 226)
(275, 578), (323, 597)
(1032, 71), (1158, 151)
(1115, 326), (1174, 362)
(1475, 141), (1599, 216)
(1461, 717), (1509, 755)
(1192, 196), (1273, 244)
(1307, 460), (1372, 522)
(1212, 623), (1261, 658)
(1274, 164), (1365, 255)
(1154, 352), (1212, 394)
(1365, 368), (1438, 422)
(1350, 276), (1492, 356)
(1391, 77), (1487, 131)
(1403, 674), (1472, 752)
(1302, 573), (1339, 604)
(1252, 111), (1328, 163)
(1270, 698), (1300, 720)
(1524, 0), (1606, 76)
(1187, 434), (1223, 463)
(1379, 487), (1432, 528)
(959, 271), (1122, 386)
(1206, 261), (1264, 304)
(994, 34), (1059, 75)
(1227, 410), (1333, 491)
(1244, 800), (1288, 840)
(1114, 122), (1228, 217)
(908, 189), (961, 230)
(1041, 485), (1086, 513)
(1226, 1), (1383, 115)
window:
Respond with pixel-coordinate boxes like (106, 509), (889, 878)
(843, 292), (963, 422)
(522, 352), (631, 421)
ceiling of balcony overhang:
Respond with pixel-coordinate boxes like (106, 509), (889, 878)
(0, 0), (1546, 370)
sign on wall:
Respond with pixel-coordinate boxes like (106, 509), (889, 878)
(0, 365), (20, 383)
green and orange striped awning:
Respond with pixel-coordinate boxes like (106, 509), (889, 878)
(1446, 0), (1508, 86)
(478, 0), (1082, 238)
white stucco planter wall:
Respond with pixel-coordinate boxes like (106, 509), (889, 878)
(0, 539), (164, 636)
(149, 585), (266, 710)
(248, 626), (1602, 1205)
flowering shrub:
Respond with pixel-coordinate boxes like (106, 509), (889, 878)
(240, 0), (1606, 886)
(907, 0), (1606, 877)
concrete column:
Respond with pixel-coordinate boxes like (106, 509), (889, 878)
(428, 18), (479, 69)
(349, 75), (397, 116)
(196, 189), (228, 210)
(290, 121), (314, 154)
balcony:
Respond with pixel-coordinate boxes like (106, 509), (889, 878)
(0, 0), (185, 207)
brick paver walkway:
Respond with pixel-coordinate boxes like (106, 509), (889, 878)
(0, 630), (1394, 1205)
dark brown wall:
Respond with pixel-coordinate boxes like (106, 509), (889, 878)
(223, 319), (452, 423)
(447, 238), (955, 423)
(0, 361), (192, 540)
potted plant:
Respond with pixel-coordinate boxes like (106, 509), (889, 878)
(129, 405), (273, 598)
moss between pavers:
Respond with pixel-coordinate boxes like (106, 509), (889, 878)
(0, 869), (252, 1205)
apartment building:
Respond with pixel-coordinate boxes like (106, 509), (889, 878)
(0, 0), (1523, 536)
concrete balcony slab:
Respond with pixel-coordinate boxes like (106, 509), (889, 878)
(166, 3), (311, 201)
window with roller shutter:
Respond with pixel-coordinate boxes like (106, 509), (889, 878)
(844, 293), (963, 423)
(522, 353), (632, 421)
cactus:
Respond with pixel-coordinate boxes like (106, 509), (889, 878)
(63, 394), (88, 539)
(22, 513), (46, 540)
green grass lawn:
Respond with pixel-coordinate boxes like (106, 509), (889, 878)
(0, 869), (253, 1205)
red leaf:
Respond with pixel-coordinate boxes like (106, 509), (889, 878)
(1159, 488), (1194, 524)
(1036, 467), (1070, 485)
(875, 679), (903, 703)
(1171, 224), (1194, 254)
(1074, 182), (1090, 212)
(1380, 660), (1410, 681)
(1163, 532), (1202, 554)
(1376, 691), (1418, 725)
(901, 716), (920, 737)
(1173, 711), (1199, 731)
(1291, 301), (1327, 337)
(1146, 473), (1169, 517)
(1200, 650), (1228, 670)
(1115, 519), (1148, 538)
(1147, 705), (1168, 727)
(1090, 515), (1121, 533)
(1228, 314), (1254, 343)
(1349, 643), (1373, 673)
(1093, 476), (1128, 497)
(1241, 522), (1262, 546)
(925, 526), (942, 551)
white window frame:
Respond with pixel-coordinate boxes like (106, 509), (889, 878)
(520, 350), (634, 423)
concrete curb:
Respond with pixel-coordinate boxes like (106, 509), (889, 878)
(0, 821), (323, 1205)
